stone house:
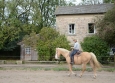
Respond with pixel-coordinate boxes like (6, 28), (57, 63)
(55, 3), (114, 45)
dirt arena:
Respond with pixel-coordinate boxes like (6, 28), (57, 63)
(0, 66), (115, 83)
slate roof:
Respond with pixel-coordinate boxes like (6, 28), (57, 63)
(55, 3), (114, 15)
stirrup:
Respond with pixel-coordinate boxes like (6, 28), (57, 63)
(70, 62), (74, 65)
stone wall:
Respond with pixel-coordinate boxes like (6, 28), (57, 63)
(56, 14), (103, 46)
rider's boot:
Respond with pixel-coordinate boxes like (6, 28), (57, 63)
(70, 56), (74, 65)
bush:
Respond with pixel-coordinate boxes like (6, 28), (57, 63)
(37, 27), (70, 61)
(81, 35), (110, 61)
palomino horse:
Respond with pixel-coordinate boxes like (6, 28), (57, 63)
(55, 48), (102, 78)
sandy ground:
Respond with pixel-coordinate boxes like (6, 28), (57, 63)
(0, 68), (115, 83)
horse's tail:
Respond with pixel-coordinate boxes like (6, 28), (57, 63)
(90, 52), (102, 69)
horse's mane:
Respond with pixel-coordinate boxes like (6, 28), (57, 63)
(56, 48), (70, 52)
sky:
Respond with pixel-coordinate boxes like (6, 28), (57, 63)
(66, 0), (82, 5)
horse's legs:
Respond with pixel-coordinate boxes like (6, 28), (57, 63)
(90, 60), (97, 78)
(68, 64), (76, 76)
(79, 63), (86, 77)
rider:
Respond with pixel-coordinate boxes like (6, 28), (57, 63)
(70, 38), (80, 65)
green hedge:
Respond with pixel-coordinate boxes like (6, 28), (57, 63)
(81, 35), (110, 62)
(37, 27), (70, 61)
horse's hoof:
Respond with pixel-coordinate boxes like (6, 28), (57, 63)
(73, 73), (77, 76)
(93, 74), (97, 79)
(93, 76), (96, 79)
(79, 75), (82, 78)
(68, 74), (71, 77)
(72, 73), (76, 76)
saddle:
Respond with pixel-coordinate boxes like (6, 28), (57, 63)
(75, 50), (82, 55)
(69, 50), (82, 57)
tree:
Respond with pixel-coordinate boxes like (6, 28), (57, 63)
(0, 0), (35, 50)
(0, 0), (74, 51)
(31, 0), (75, 30)
(95, 5), (115, 47)
(0, 30), (4, 49)
(103, 0), (114, 3)
(22, 31), (39, 49)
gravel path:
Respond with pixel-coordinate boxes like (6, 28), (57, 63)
(0, 69), (115, 83)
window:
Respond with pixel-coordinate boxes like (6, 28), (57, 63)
(25, 47), (31, 54)
(69, 24), (75, 34)
(88, 23), (95, 33)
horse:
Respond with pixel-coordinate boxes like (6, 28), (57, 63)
(55, 47), (102, 78)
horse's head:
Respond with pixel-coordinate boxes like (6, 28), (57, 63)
(55, 48), (60, 59)
(55, 47), (70, 59)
